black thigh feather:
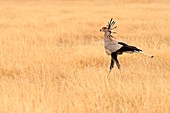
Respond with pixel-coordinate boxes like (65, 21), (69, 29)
(110, 58), (114, 70)
(111, 53), (120, 69)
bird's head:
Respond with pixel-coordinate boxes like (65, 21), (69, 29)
(100, 18), (117, 34)
(100, 27), (109, 32)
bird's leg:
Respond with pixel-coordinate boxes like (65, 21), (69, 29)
(107, 71), (111, 79)
(119, 67), (124, 80)
(107, 58), (114, 79)
(112, 54), (120, 69)
(135, 51), (154, 58)
(112, 53), (124, 80)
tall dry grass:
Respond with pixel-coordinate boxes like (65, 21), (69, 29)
(0, 0), (169, 113)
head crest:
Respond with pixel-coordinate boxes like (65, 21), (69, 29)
(107, 18), (117, 36)
(107, 18), (117, 30)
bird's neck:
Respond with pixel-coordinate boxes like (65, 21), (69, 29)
(104, 32), (113, 41)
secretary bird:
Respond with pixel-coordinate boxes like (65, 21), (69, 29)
(100, 18), (154, 74)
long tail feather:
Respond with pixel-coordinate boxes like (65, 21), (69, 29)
(135, 51), (154, 58)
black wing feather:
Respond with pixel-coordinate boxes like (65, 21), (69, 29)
(118, 42), (128, 46)
(118, 41), (142, 53)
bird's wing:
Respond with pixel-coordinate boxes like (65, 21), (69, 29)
(118, 42), (128, 46)
(107, 40), (123, 53)
(105, 49), (111, 55)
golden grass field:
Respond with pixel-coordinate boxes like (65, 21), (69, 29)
(0, 0), (169, 113)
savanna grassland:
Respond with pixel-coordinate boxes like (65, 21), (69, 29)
(0, 0), (169, 113)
